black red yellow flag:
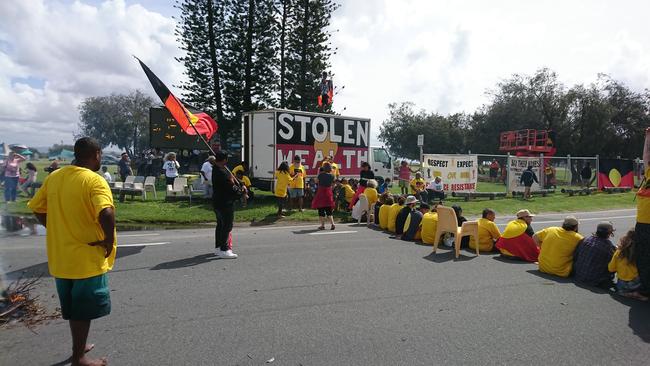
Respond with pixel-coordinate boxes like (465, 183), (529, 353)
(136, 57), (218, 140)
(598, 158), (634, 189)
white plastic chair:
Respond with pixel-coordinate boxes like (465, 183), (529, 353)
(144, 176), (157, 199)
(356, 195), (371, 225)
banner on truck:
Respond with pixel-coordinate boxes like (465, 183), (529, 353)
(421, 154), (478, 192)
(275, 111), (370, 175)
(508, 157), (542, 192)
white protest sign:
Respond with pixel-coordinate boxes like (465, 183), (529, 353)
(508, 157), (542, 192)
(421, 154), (478, 192)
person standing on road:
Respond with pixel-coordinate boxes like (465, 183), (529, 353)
(117, 152), (132, 182)
(519, 166), (539, 200)
(635, 127), (650, 292)
(212, 151), (239, 259)
(28, 137), (116, 366)
(200, 156), (215, 198)
(534, 216), (584, 278)
(2, 151), (26, 202)
(312, 163), (336, 230)
(573, 221), (616, 288)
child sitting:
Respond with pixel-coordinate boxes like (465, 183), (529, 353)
(608, 229), (648, 301)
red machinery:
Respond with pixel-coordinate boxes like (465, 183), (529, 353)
(499, 129), (556, 157)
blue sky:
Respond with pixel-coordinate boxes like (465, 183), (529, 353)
(1, 0), (649, 147)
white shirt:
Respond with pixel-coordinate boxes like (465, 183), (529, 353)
(428, 180), (443, 191)
(103, 171), (113, 183)
(163, 160), (180, 178)
(200, 161), (213, 182)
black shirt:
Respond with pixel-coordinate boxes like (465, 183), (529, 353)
(212, 166), (239, 208)
(395, 206), (411, 235)
(402, 210), (424, 241)
(318, 172), (334, 187)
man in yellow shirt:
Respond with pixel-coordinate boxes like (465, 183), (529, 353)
(28, 137), (116, 366)
(387, 196), (406, 233)
(379, 196), (394, 229)
(473, 208), (501, 252)
(410, 172), (427, 202)
(535, 216), (584, 277)
(421, 206), (439, 245)
(289, 156), (307, 212)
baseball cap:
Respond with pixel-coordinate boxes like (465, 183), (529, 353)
(596, 221), (614, 233)
(563, 216), (579, 227)
(516, 209), (535, 219)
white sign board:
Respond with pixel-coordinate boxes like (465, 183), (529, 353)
(508, 157), (542, 192)
(417, 134), (424, 147)
(421, 154), (478, 192)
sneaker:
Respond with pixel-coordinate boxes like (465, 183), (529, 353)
(216, 250), (238, 259)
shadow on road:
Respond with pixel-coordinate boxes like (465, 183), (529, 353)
(492, 255), (534, 265)
(2, 246), (145, 280)
(422, 250), (475, 263)
(607, 293), (650, 343)
(150, 253), (219, 270)
(525, 269), (574, 283)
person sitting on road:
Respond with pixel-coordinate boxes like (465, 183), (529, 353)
(495, 209), (540, 262)
(573, 221), (615, 288)
(409, 172), (427, 203)
(472, 208), (501, 252)
(402, 203), (430, 241)
(520, 166), (539, 200)
(387, 196), (405, 233)
(421, 204), (440, 245)
(395, 195), (418, 238)
(426, 176), (445, 202)
(535, 216), (584, 278)
(364, 179), (379, 207)
(608, 229), (649, 301)
(379, 196), (394, 230)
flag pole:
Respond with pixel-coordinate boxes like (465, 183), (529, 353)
(172, 94), (242, 188)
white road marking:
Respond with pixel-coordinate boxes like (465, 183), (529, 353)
(119, 242), (170, 247)
(309, 230), (358, 235)
(118, 233), (161, 238)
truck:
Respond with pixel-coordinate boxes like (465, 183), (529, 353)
(242, 109), (393, 190)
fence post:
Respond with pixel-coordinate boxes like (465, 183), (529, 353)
(567, 154), (572, 186)
(596, 154), (600, 190)
(506, 153), (511, 194)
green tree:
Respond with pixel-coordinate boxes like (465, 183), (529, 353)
(77, 90), (155, 156)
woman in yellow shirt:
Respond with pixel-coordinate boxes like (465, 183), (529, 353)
(387, 196), (406, 233)
(274, 162), (293, 217)
(379, 196), (394, 229)
(421, 210), (439, 245)
(608, 229), (648, 301)
(363, 179), (379, 207)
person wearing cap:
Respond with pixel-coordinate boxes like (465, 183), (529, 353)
(573, 221), (616, 287)
(635, 127), (650, 291)
(288, 155), (307, 212)
(212, 151), (239, 259)
(495, 209), (540, 262)
(534, 216), (584, 277)
(395, 195), (418, 237)
(421, 204), (440, 245)
(402, 203), (430, 241)
(472, 208), (501, 252)
(200, 155), (216, 198)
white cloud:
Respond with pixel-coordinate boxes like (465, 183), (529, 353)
(1, 0), (650, 150)
(0, 0), (182, 146)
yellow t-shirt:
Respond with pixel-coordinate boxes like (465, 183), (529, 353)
(403, 215), (422, 240)
(274, 170), (292, 197)
(240, 175), (251, 188)
(421, 212), (439, 245)
(232, 164), (245, 176)
(342, 184), (355, 202)
(387, 203), (403, 233)
(502, 219), (528, 239)
(636, 168), (650, 224)
(364, 187), (379, 206)
(472, 218), (501, 252)
(410, 178), (425, 193)
(379, 204), (391, 229)
(27, 166), (117, 279)
(289, 164), (306, 189)
(537, 227), (584, 277)
(608, 250), (639, 281)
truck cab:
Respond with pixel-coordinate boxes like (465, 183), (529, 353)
(370, 146), (393, 184)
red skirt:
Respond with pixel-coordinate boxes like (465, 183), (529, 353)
(312, 186), (334, 209)
(495, 234), (540, 262)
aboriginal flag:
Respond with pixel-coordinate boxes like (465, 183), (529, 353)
(136, 58), (218, 140)
(598, 158), (634, 189)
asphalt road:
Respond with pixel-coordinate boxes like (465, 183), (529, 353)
(1, 208), (649, 365)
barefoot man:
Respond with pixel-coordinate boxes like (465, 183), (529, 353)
(28, 137), (116, 366)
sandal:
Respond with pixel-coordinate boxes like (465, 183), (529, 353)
(331, 225), (336, 230)
(318, 226), (325, 230)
